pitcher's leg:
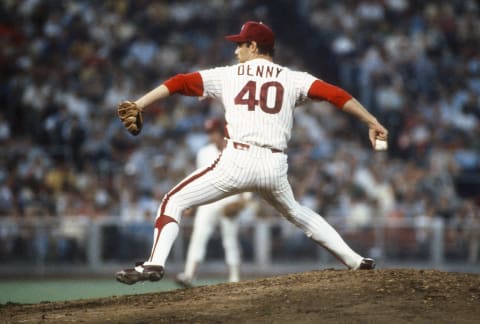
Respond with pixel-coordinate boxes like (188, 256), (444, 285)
(146, 170), (230, 267)
(260, 185), (364, 269)
(116, 151), (246, 285)
(297, 204), (363, 268)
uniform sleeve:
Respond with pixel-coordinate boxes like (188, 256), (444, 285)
(199, 66), (229, 99)
(307, 79), (353, 109)
(289, 71), (317, 106)
(163, 72), (203, 96)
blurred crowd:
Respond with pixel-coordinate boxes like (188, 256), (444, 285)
(0, 0), (479, 263)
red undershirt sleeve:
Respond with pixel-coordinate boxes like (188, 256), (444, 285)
(307, 79), (353, 109)
(163, 72), (204, 96)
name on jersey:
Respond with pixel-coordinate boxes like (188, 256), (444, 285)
(237, 65), (283, 78)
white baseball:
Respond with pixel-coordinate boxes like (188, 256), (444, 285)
(375, 139), (388, 151)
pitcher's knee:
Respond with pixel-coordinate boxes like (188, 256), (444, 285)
(157, 196), (187, 223)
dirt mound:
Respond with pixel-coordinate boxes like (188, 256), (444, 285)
(2, 269), (479, 323)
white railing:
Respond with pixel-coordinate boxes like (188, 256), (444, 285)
(0, 216), (478, 275)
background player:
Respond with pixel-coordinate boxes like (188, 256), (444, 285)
(175, 118), (250, 287)
(116, 21), (388, 285)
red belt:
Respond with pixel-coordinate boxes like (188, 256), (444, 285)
(232, 141), (283, 153)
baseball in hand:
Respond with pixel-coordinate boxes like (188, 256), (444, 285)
(375, 139), (388, 151)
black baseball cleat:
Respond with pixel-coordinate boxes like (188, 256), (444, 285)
(356, 258), (376, 270)
(116, 262), (165, 285)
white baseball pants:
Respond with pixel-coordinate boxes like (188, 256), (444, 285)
(145, 140), (364, 269)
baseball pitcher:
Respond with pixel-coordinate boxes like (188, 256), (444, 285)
(116, 21), (388, 285)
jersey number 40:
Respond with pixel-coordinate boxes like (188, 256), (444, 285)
(234, 81), (284, 114)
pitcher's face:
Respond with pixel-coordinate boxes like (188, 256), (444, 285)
(235, 42), (255, 63)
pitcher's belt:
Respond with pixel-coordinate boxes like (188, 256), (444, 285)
(231, 141), (284, 154)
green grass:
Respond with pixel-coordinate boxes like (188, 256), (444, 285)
(0, 278), (225, 305)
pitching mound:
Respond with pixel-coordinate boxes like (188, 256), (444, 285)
(1, 269), (479, 323)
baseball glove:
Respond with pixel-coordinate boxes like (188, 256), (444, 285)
(117, 101), (143, 136)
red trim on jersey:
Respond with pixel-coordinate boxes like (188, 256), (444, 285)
(163, 72), (204, 96)
(307, 80), (352, 109)
(148, 152), (222, 262)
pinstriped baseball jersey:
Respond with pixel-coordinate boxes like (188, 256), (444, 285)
(199, 58), (316, 151)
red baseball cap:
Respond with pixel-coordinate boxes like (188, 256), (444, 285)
(225, 21), (275, 49)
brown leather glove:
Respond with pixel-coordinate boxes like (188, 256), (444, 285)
(117, 101), (143, 136)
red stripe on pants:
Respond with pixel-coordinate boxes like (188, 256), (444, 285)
(148, 215), (177, 262)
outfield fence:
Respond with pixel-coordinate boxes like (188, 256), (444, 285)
(0, 216), (479, 276)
